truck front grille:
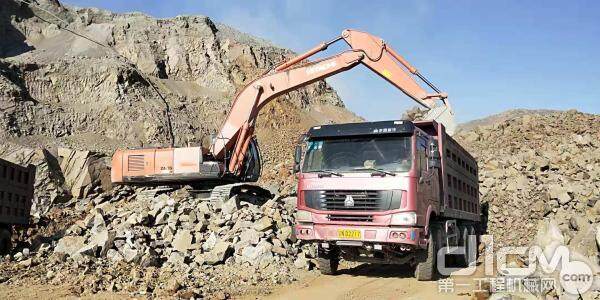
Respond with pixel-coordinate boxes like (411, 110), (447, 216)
(304, 190), (401, 211)
(327, 214), (374, 222)
(322, 190), (380, 210)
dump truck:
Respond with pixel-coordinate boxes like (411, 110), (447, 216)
(111, 29), (456, 201)
(0, 158), (35, 253)
(294, 119), (480, 280)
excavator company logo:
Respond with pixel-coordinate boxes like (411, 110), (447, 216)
(382, 69), (393, 79)
(306, 61), (337, 75)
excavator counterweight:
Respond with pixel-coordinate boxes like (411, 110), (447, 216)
(111, 29), (456, 197)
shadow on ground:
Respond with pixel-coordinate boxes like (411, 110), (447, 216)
(338, 263), (417, 278)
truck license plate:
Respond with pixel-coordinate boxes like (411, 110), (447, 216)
(337, 229), (361, 239)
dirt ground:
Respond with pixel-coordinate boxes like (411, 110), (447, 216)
(0, 260), (539, 300)
(0, 266), (471, 300)
(0, 284), (131, 300)
(241, 263), (488, 300)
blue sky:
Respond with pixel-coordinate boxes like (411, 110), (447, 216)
(62, 0), (599, 122)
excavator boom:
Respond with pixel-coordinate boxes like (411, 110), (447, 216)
(214, 29), (454, 175)
(111, 29), (455, 187)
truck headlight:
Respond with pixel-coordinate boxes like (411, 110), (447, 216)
(296, 210), (313, 223)
(390, 212), (417, 226)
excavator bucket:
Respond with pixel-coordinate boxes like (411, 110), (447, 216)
(422, 105), (457, 136)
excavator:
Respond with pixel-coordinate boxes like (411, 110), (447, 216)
(111, 29), (456, 201)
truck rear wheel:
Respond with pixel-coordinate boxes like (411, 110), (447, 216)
(415, 225), (441, 281)
(317, 245), (339, 275)
(467, 225), (479, 266)
(0, 227), (12, 255)
(456, 225), (470, 267)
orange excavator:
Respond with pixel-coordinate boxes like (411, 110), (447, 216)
(111, 29), (455, 200)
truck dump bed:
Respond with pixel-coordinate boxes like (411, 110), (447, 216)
(0, 159), (35, 225)
(414, 121), (480, 222)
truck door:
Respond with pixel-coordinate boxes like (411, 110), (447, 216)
(416, 135), (428, 214)
(426, 138), (442, 211)
(417, 134), (436, 210)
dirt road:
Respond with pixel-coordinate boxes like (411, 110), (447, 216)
(0, 263), (491, 299)
(0, 284), (130, 300)
(242, 263), (482, 300)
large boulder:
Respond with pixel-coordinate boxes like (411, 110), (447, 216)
(58, 148), (111, 198)
(204, 241), (233, 265)
(54, 236), (86, 256)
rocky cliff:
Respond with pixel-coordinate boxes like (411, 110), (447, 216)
(0, 0), (359, 161)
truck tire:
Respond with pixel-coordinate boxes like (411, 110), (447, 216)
(415, 225), (441, 281)
(456, 225), (470, 267)
(467, 225), (479, 266)
(317, 246), (339, 275)
(0, 227), (12, 255)
(318, 257), (339, 275)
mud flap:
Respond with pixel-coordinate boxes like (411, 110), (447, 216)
(444, 220), (459, 254)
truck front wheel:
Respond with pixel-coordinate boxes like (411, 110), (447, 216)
(415, 225), (441, 281)
(317, 245), (339, 275)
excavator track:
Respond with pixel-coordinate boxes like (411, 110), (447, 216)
(208, 183), (273, 205)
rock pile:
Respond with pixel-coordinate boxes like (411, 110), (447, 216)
(456, 110), (600, 249)
(1, 184), (316, 297)
(54, 187), (307, 268)
(456, 110), (600, 299)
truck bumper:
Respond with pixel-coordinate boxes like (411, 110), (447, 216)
(295, 223), (426, 247)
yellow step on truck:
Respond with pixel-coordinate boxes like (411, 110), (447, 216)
(0, 158), (35, 253)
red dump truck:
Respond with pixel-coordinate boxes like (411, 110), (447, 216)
(0, 158), (35, 253)
(294, 119), (480, 280)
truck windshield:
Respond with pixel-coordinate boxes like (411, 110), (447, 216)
(302, 136), (412, 173)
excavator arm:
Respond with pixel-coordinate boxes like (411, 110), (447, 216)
(211, 51), (365, 168)
(212, 29), (455, 175)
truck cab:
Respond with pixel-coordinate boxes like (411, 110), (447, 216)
(294, 120), (480, 280)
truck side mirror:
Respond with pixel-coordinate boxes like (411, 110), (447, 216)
(293, 145), (302, 173)
(428, 140), (441, 169)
